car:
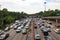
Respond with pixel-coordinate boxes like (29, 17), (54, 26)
(35, 34), (41, 40)
(47, 28), (51, 32)
(34, 25), (37, 29)
(14, 25), (18, 30)
(16, 27), (21, 33)
(15, 20), (20, 24)
(4, 27), (10, 31)
(40, 26), (45, 31)
(41, 23), (45, 26)
(42, 29), (49, 36)
(25, 26), (29, 29)
(0, 32), (9, 40)
(22, 29), (27, 34)
(42, 28), (48, 32)
(47, 26), (51, 28)
(55, 29), (60, 34)
(10, 25), (13, 29)
(16, 29), (21, 33)
(47, 24), (51, 28)
(39, 24), (42, 27)
(56, 25), (60, 28)
(20, 25), (24, 28)
(28, 37), (32, 40)
(48, 22), (52, 25)
(44, 36), (52, 40)
(17, 27), (21, 29)
(0, 30), (4, 35)
(18, 24), (21, 26)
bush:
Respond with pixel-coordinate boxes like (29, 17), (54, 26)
(4, 16), (15, 24)
(0, 25), (5, 29)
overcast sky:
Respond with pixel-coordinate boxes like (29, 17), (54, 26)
(0, 0), (60, 14)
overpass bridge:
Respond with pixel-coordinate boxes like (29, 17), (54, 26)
(42, 16), (60, 23)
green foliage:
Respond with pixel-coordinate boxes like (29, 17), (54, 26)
(0, 25), (5, 29)
(0, 8), (28, 29)
(4, 16), (15, 24)
(28, 9), (60, 17)
(42, 9), (60, 17)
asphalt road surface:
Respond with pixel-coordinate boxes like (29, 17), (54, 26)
(4, 18), (60, 40)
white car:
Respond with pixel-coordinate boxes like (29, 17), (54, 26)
(55, 29), (60, 34)
(16, 29), (21, 33)
(0, 30), (4, 35)
(10, 25), (13, 29)
(15, 20), (20, 23)
(14, 25), (18, 29)
(40, 26), (45, 31)
(22, 29), (27, 34)
(35, 34), (41, 40)
(5, 27), (10, 31)
(17, 27), (21, 29)
(20, 25), (24, 28)
(16, 27), (21, 33)
(25, 26), (29, 29)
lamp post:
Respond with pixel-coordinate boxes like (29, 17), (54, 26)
(44, 2), (46, 11)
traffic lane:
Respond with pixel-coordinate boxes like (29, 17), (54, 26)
(37, 25), (45, 40)
(20, 34), (27, 40)
(48, 21), (60, 37)
(49, 29), (60, 40)
(51, 28), (60, 36)
(10, 31), (27, 40)
(44, 20), (60, 40)
(6, 29), (13, 33)
(6, 29), (16, 40)
(11, 33), (22, 40)
(49, 33), (57, 40)
(34, 20), (45, 40)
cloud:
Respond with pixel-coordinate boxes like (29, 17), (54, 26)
(47, 2), (60, 10)
(0, 0), (60, 14)
(46, 0), (60, 3)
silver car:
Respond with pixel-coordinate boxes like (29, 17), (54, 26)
(47, 28), (51, 32)
(55, 29), (60, 34)
(16, 27), (21, 33)
(0, 32), (9, 40)
(22, 29), (27, 34)
(35, 34), (41, 40)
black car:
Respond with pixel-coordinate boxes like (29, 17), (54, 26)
(42, 29), (49, 36)
(44, 36), (52, 40)
(34, 26), (37, 29)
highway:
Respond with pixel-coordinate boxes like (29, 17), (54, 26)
(6, 29), (27, 40)
(48, 21), (60, 40)
(34, 18), (45, 40)
(33, 18), (60, 40)
(1, 18), (60, 40)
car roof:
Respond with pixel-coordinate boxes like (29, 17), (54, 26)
(35, 34), (40, 36)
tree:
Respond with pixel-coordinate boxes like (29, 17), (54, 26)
(4, 16), (15, 24)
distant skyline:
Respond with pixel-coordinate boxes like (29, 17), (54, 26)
(0, 0), (60, 14)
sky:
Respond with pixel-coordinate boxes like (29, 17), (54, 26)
(0, 0), (60, 14)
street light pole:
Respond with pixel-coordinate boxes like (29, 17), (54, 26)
(44, 2), (46, 11)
